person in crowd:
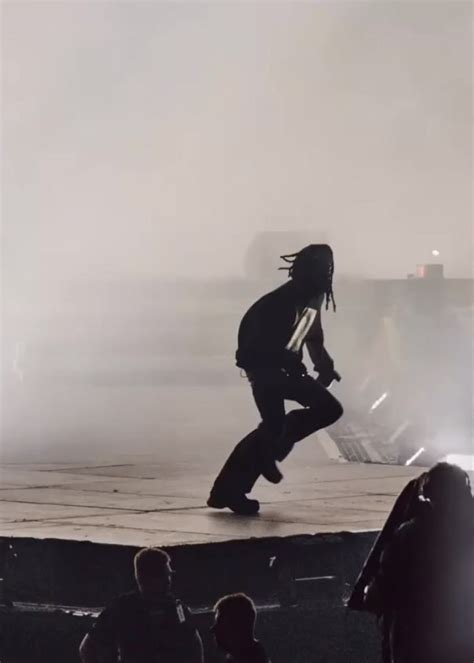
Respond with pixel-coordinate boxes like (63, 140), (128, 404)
(348, 471), (427, 662)
(208, 244), (343, 515)
(365, 462), (474, 663)
(79, 547), (203, 663)
(212, 593), (270, 663)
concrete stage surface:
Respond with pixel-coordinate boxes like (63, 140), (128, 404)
(0, 431), (423, 547)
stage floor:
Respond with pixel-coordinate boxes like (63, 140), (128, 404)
(0, 432), (423, 547)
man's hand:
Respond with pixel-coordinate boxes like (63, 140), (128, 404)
(282, 350), (307, 377)
(316, 368), (341, 388)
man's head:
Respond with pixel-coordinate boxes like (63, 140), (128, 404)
(422, 462), (471, 511)
(212, 593), (256, 653)
(280, 244), (335, 309)
(134, 547), (173, 598)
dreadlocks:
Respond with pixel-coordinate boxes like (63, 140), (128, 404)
(279, 244), (336, 312)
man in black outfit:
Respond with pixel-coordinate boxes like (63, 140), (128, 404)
(79, 547), (203, 663)
(208, 244), (343, 515)
(212, 593), (270, 663)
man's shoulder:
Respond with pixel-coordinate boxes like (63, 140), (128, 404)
(89, 592), (142, 643)
(102, 591), (142, 617)
(308, 293), (325, 310)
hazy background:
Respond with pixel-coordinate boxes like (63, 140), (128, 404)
(1, 1), (472, 462)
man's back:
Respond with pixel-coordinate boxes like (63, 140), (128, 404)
(89, 591), (198, 663)
(236, 282), (325, 371)
(236, 283), (297, 370)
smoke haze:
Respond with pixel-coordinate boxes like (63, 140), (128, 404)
(1, 1), (472, 461)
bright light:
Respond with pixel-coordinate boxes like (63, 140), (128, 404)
(432, 249), (440, 257)
(388, 420), (411, 445)
(405, 447), (425, 466)
(370, 392), (388, 412)
(442, 454), (474, 472)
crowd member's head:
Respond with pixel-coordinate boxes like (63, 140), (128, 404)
(422, 462), (471, 513)
(134, 547), (173, 598)
(280, 244), (335, 310)
(212, 593), (257, 653)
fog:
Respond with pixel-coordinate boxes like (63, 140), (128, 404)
(1, 1), (472, 462)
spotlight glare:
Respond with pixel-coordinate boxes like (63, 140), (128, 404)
(432, 249), (440, 257)
(370, 392), (388, 412)
(405, 447), (425, 466)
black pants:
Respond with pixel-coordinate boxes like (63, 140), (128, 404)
(211, 370), (343, 497)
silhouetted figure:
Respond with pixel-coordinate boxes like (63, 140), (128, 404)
(208, 245), (343, 514)
(365, 463), (474, 663)
(212, 593), (270, 663)
(79, 547), (203, 663)
(348, 472), (427, 662)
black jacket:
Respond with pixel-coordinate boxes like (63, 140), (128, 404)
(235, 282), (332, 373)
(89, 591), (199, 663)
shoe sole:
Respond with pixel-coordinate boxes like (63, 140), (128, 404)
(207, 497), (259, 516)
(207, 497), (226, 509)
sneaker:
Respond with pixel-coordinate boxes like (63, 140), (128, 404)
(207, 493), (260, 515)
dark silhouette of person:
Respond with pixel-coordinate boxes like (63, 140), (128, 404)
(79, 547), (203, 663)
(212, 593), (270, 663)
(365, 462), (474, 663)
(348, 472), (427, 662)
(208, 244), (343, 515)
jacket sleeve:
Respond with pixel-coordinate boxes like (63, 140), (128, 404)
(305, 310), (334, 373)
(365, 524), (409, 615)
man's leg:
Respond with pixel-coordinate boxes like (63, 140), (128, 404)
(275, 375), (343, 461)
(208, 375), (286, 512)
(250, 373), (287, 483)
(209, 427), (264, 496)
(211, 374), (342, 499)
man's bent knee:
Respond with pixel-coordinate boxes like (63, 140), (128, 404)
(258, 418), (285, 439)
(330, 400), (343, 424)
